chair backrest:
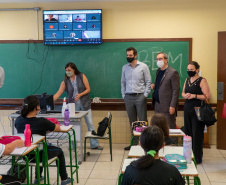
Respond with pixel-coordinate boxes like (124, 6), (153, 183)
(107, 112), (112, 128)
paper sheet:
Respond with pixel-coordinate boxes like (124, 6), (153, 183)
(169, 129), (182, 134)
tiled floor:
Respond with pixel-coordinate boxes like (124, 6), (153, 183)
(1, 143), (226, 184)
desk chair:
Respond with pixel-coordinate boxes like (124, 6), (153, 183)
(84, 112), (112, 161)
(18, 141), (59, 185)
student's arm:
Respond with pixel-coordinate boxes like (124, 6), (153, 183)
(199, 78), (211, 100)
(144, 65), (152, 97)
(3, 140), (24, 155)
(74, 74), (90, 102)
(182, 78), (191, 99)
(53, 124), (61, 132)
(121, 66), (126, 99)
(54, 81), (66, 101)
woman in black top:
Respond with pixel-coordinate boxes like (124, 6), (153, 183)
(15, 95), (71, 185)
(121, 126), (185, 185)
(182, 61), (210, 164)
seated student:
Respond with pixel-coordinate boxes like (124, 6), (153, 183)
(151, 113), (176, 145)
(15, 95), (71, 185)
(121, 126), (185, 185)
(0, 138), (24, 184)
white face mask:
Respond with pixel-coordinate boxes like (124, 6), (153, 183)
(66, 71), (73, 77)
(157, 61), (164, 68)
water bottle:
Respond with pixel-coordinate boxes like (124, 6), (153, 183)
(24, 124), (31, 147)
(183, 135), (192, 163)
(64, 109), (70, 126)
(62, 97), (67, 117)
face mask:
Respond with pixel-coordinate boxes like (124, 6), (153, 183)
(187, 71), (196, 77)
(66, 71), (73, 77)
(127, 57), (134, 63)
(157, 61), (164, 68)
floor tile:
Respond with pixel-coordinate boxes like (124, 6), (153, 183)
(86, 178), (117, 185)
(76, 169), (92, 179)
(206, 172), (226, 182)
(198, 171), (209, 181)
(93, 161), (122, 170)
(78, 162), (96, 170)
(203, 147), (223, 157)
(89, 169), (119, 180)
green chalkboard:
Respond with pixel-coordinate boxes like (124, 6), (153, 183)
(0, 39), (191, 99)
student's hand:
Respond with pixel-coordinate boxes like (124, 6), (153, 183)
(151, 84), (155, 89)
(187, 94), (196, 100)
(169, 107), (175, 115)
(184, 93), (191, 99)
(74, 94), (82, 102)
(13, 140), (24, 148)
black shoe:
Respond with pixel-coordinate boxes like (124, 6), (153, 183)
(124, 146), (131, 150)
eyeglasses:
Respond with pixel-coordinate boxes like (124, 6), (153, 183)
(155, 58), (164, 61)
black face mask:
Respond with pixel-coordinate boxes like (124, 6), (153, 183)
(127, 57), (134, 63)
(187, 71), (196, 77)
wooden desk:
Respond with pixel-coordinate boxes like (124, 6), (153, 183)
(0, 144), (38, 185)
(118, 158), (201, 185)
(14, 134), (45, 184)
(133, 129), (185, 137)
(128, 145), (194, 159)
(15, 134), (45, 145)
(131, 129), (185, 146)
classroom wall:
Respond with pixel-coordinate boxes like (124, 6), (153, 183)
(0, 0), (224, 103)
(0, 110), (217, 145)
(0, 0), (222, 144)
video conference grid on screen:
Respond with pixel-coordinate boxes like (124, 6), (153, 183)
(43, 10), (102, 45)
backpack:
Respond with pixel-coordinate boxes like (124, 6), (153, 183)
(0, 136), (21, 145)
(95, 117), (109, 137)
(7, 165), (26, 183)
(0, 175), (21, 185)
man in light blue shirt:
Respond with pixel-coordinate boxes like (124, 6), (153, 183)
(121, 47), (151, 150)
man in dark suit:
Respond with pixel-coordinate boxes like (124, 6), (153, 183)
(151, 52), (180, 129)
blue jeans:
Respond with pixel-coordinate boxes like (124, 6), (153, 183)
(75, 103), (99, 148)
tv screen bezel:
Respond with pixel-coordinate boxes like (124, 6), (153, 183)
(43, 9), (102, 45)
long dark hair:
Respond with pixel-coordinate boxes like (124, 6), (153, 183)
(151, 114), (169, 138)
(21, 95), (40, 117)
(131, 126), (164, 169)
(64, 62), (80, 79)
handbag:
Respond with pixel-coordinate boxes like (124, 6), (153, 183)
(194, 94), (217, 127)
(0, 136), (21, 145)
(131, 121), (148, 131)
(221, 103), (226, 119)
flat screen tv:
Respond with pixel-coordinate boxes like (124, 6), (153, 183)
(43, 9), (102, 45)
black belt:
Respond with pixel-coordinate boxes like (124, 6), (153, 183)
(126, 93), (142, 96)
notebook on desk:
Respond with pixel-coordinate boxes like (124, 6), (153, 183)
(169, 129), (182, 134)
